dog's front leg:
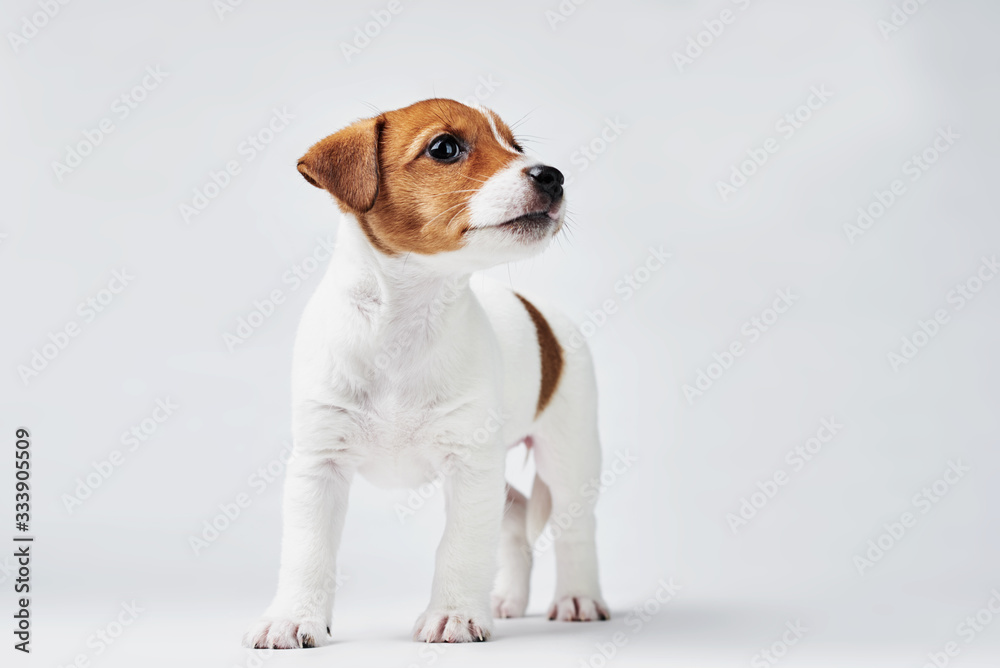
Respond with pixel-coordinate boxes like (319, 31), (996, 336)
(244, 452), (353, 649)
(413, 449), (506, 643)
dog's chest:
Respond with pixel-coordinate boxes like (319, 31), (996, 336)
(300, 272), (502, 486)
(322, 366), (480, 485)
(348, 397), (471, 488)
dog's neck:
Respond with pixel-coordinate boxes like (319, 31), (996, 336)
(330, 214), (474, 341)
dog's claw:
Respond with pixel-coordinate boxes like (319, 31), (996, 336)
(548, 595), (610, 622)
(491, 591), (529, 619)
(243, 617), (329, 649)
(413, 609), (493, 643)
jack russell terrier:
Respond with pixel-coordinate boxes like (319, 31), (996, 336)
(244, 98), (609, 648)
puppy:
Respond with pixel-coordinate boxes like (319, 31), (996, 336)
(244, 99), (609, 648)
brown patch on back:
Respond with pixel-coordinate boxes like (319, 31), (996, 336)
(297, 99), (522, 256)
(515, 293), (563, 418)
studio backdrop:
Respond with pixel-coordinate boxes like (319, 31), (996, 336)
(2, 1), (999, 666)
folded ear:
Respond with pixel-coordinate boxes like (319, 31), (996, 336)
(297, 116), (384, 213)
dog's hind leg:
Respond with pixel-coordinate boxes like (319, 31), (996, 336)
(491, 484), (533, 618)
(530, 344), (610, 622)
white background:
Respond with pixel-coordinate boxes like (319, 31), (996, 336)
(2, 0), (999, 666)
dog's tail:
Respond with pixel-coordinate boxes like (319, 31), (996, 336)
(525, 474), (552, 546)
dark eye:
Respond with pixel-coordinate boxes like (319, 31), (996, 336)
(427, 134), (462, 163)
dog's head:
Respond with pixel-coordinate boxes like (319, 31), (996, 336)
(297, 98), (565, 270)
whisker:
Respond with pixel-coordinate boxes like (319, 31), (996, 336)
(514, 139), (547, 150)
(509, 116), (532, 131)
(424, 189), (481, 197)
(515, 135), (549, 145)
(424, 197), (472, 225)
(456, 174), (488, 184)
(443, 202), (470, 230)
(509, 107), (539, 131)
(560, 222), (577, 243)
(360, 100), (384, 116)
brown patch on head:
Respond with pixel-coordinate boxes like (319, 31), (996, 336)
(515, 293), (564, 418)
(297, 99), (523, 256)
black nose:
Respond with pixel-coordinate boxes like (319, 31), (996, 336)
(527, 165), (564, 200)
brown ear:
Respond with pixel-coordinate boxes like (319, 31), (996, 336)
(297, 116), (384, 213)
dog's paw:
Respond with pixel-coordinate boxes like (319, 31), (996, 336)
(413, 608), (493, 642)
(491, 590), (528, 619)
(547, 595), (610, 622)
(243, 616), (330, 649)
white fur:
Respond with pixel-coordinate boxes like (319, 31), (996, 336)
(485, 109), (519, 153)
(244, 149), (607, 649)
(469, 102), (519, 153)
(467, 156), (540, 228)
